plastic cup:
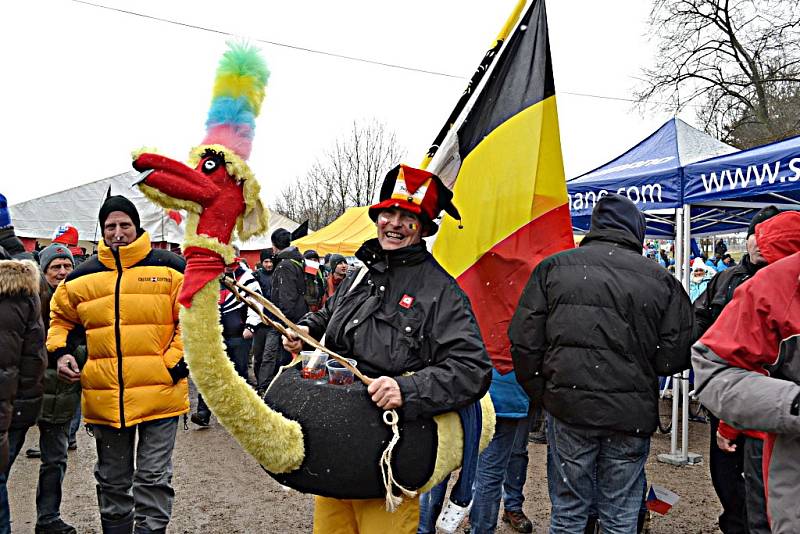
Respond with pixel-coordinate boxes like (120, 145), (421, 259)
(326, 358), (357, 385)
(301, 350), (329, 380)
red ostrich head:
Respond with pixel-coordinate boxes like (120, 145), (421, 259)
(132, 42), (269, 306)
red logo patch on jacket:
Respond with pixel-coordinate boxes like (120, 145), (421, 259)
(399, 294), (415, 309)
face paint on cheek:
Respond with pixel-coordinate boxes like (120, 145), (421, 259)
(408, 223), (417, 231)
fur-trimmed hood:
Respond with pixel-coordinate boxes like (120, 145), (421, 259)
(0, 259), (41, 298)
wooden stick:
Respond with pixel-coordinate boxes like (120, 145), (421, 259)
(221, 277), (373, 385)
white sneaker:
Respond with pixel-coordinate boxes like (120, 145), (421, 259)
(436, 500), (471, 533)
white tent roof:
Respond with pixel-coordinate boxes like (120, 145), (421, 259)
(9, 171), (298, 250)
(673, 118), (737, 165)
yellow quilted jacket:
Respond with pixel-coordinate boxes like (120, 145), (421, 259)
(47, 232), (188, 428)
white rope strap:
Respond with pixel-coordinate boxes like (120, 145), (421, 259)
(379, 409), (417, 512)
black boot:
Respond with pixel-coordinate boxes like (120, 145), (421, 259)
(101, 513), (134, 534)
(191, 394), (211, 427)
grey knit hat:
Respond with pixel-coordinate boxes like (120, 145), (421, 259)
(39, 243), (74, 272)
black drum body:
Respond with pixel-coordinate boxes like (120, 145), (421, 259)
(263, 369), (438, 499)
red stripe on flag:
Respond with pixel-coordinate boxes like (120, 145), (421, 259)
(646, 500), (673, 515)
(456, 204), (574, 373)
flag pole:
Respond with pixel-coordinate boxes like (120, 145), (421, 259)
(420, 0), (528, 170)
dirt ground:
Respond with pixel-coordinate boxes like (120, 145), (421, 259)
(8, 387), (721, 533)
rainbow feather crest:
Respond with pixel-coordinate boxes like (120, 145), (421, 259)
(201, 42), (269, 160)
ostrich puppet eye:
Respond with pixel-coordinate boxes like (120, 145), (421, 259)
(200, 150), (228, 175)
(202, 158), (219, 174)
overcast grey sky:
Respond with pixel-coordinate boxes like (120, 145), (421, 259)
(1, 0), (687, 206)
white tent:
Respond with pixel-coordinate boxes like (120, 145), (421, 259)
(9, 171), (298, 250)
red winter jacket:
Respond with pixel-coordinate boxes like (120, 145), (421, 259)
(693, 211), (800, 533)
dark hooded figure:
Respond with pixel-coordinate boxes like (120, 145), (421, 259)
(509, 193), (694, 533)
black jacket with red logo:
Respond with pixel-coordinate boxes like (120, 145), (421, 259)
(299, 238), (492, 420)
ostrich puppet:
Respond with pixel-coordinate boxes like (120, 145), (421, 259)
(132, 42), (495, 504)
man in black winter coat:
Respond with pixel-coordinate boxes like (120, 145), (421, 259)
(251, 249), (274, 388)
(256, 229), (308, 392)
(509, 194), (693, 533)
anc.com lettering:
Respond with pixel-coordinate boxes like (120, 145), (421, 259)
(569, 183), (663, 212)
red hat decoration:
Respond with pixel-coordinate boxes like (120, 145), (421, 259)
(368, 164), (461, 234)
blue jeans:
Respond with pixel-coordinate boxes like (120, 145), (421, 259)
(0, 427), (30, 534)
(36, 421), (70, 527)
(546, 414), (649, 534)
(468, 416), (530, 534)
(417, 475), (450, 534)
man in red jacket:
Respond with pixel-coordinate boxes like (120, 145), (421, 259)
(693, 211), (800, 533)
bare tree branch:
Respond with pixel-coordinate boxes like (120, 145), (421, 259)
(638, 0), (800, 147)
(271, 119), (406, 230)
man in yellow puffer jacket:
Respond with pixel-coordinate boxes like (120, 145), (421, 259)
(47, 196), (187, 534)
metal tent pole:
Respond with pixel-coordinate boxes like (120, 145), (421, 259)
(658, 205), (703, 466)
(671, 207), (683, 457)
(658, 207), (686, 465)
(682, 205), (702, 465)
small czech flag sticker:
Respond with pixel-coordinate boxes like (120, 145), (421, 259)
(399, 295), (415, 309)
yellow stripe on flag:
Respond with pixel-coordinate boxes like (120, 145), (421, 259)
(433, 95), (568, 278)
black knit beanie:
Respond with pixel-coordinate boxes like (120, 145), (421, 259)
(99, 195), (141, 231)
(271, 228), (291, 250)
(260, 249), (274, 262)
(747, 205), (779, 237)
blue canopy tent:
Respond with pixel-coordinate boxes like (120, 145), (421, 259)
(683, 133), (800, 234)
(567, 118), (736, 236)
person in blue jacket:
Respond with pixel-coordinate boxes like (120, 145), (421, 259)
(468, 369), (534, 534)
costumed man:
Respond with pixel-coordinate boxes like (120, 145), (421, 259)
(48, 196), (188, 534)
(693, 205), (780, 534)
(283, 164), (493, 534)
(693, 211), (800, 533)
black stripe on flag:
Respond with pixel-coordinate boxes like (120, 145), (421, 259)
(458, 0), (555, 157)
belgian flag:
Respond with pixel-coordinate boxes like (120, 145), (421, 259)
(428, 0), (573, 372)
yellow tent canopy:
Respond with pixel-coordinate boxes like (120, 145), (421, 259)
(293, 206), (376, 257)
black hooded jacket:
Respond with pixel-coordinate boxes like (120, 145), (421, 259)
(693, 253), (763, 339)
(509, 195), (693, 435)
(299, 239), (492, 420)
(271, 246), (308, 322)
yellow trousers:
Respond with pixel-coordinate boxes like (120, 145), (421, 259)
(312, 495), (420, 534)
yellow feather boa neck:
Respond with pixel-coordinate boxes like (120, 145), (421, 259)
(180, 282), (304, 473)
